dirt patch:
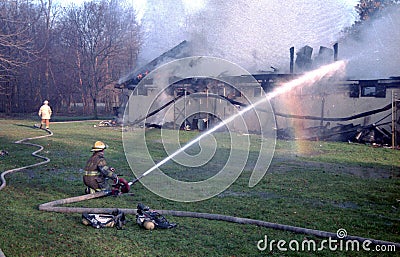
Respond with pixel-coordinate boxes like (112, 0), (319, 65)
(270, 156), (399, 179)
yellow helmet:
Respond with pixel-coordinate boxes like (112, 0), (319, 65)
(91, 141), (108, 152)
(143, 221), (155, 230)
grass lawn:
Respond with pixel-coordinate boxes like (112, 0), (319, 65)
(0, 118), (399, 256)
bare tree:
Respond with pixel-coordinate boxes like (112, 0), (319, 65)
(0, 0), (41, 113)
(355, 0), (398, 20)
(61, 0), (140, 118)
(21, 0), (64, 112)
(0, 0), (141, 116)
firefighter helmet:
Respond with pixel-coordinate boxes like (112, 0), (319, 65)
(143, 221), (155, 230)
(91, 141), (108, 152)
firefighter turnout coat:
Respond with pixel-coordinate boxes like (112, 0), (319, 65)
(38, 104), (52, 120)
(83, 151), (117, 191)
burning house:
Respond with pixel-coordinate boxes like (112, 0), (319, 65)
(115, 40), (400, 147)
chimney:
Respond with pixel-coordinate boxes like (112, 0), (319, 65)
(333, 42), (338, 61)
(290, 47), (294, 73)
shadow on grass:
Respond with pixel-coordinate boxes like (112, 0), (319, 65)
(14, 123), (40, 130)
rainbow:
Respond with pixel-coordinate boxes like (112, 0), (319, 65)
(270, 60), (348, 154)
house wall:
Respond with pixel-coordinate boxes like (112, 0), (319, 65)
(122, 79), (400, 143)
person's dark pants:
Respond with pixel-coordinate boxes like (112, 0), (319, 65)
(83, 175), (107, 193)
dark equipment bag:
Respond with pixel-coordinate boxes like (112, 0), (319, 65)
(82, 209), (126, 229)
(136, 203), (177, 229)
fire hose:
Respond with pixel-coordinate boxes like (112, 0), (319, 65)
(0, 128), (53, 191)
(0, 128), (399, 255)
(0, 128), (52, 257)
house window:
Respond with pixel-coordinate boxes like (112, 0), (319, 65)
(358, 80), (386, 98)
(360, 85), (386, 98)
(362, 86), (376, 96)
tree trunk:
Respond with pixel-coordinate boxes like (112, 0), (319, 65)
(93, 97), (98, 119)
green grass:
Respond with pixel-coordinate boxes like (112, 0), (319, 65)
(0, 118), (399, 256)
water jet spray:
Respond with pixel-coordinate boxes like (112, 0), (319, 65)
(127, 60), (347, 187)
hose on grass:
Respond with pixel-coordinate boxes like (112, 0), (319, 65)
(0, 127), (52, 257)
(1, 127), (399, 253)
(38, 191), (400, 249)
(0, 128), (52, 191)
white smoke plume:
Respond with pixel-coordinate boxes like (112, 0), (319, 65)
(139, 0), (359, 73)
(340, 5), (400, 79)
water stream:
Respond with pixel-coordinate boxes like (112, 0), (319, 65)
(133, 60), (347, 184)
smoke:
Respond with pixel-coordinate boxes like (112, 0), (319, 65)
(139, 0), (358, 73)
(339, 5), (400, 79)
(138, 1), (188, 66)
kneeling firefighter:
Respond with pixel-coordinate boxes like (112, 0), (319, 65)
(83, 141), (129, 195)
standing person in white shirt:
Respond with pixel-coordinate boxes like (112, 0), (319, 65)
(38, 100), (52, 129)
